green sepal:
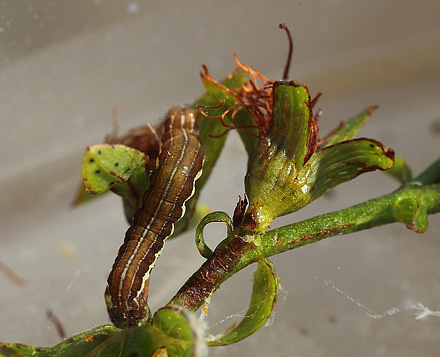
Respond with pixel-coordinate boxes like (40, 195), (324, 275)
(385, 156), (412, 184)
(242, 81), (314, 231)
(195, 211), (234, 258)
(243, 83), (394, 233)
(243, 138), (394, 231)
(82, 144), (148, 195)
(271, 80), (312, 168)
(304, 138), (395, 202)
(392, 198), (428, 233)
(207, 258), (279, 346)
(321, 106), (377, 148)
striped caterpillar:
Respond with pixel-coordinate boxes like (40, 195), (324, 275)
(105, 106), (204, 328)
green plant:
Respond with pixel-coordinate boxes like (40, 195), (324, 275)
(1, 27), (439, 357)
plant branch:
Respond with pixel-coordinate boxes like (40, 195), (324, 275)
(260, 183), (440, 257)
(168, 180), (440, 312)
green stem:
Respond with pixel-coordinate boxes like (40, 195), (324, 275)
(260, 183), (440, 256)
(169, 182), (440, 311)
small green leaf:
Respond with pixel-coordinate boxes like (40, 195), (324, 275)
(321, 106), (377, 148)
(195, 211), (234, 258)
(0, 343), (51, 357)
(208, 258), (279, 346)
(82, 144), (148, 195)
(392, 198), (428, 233)
(152, 306), (207, 357)
(385, 156), (412, 184)
(1, 311), (208, 357)
(200, 69), (243, 109)
(195, 69), (251, 190)
(305, 138), (395, 202)
(0, 324), (157, 357)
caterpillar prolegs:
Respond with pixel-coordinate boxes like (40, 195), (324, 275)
(105, 107), (204, 328)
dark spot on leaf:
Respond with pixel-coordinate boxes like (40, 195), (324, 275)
(370, 144), (375, 148)
(95, 170), (101, 174)
(98, 150), (102, 155)
(89, 158), (94, 163)
(115, 162), (119, 167)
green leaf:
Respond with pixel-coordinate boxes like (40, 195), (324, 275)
(152, 306), (207, 357)
(1, 308), (208, 357)
(321, 106), (377, 148)
(194, 69), (249, 191)
(305, 138), (395, 202)
(200, 69), (244, 109)
(0, 325), (154, 357)
(241, 81), (314, 231)
(82, 144), (148, 195)
(208, 258), (279, 346)
(271, 81), (312, 169)
(385, 156), (412, 184)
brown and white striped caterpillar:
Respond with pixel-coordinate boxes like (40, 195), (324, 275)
(105, 106), (204, 328)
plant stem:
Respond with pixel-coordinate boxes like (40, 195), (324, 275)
(260, 183), (440, 256)
(168, 182), (440, 312)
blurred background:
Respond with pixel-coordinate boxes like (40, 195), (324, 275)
(0, 1), (439, 356)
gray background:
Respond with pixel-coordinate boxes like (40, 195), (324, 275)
(1, 1), (439, 356)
